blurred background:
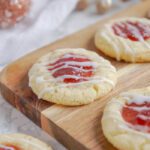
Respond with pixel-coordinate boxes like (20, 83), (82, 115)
(0, 0), (141, 70)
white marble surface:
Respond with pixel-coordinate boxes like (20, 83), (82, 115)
(0, 1), (138, 150)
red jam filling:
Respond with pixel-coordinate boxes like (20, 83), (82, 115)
(122, 101), (150, 132)
(112, 21), (150, 41)
(0, 144), (20, 150)
(47, 53), (94, 83)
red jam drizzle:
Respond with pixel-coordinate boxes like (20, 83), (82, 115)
(47, 53), (94, 83)
(0, 144), (20, 150)
(112, 21), (150, 41)
(122, 101), (150, 132)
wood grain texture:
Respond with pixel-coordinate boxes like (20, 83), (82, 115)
(0, 1), (150, 150)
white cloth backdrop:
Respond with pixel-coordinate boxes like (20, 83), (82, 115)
(0, 0), (78, 68)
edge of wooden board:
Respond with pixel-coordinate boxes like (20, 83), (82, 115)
(0, 1), (150, 150)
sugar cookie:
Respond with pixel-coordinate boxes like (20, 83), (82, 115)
(102, 87), (150, 150)
(95, 17), (150, 62)
(0, 133), (52, 150)
(29, 48), (117, 106)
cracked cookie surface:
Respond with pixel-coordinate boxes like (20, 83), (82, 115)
(95, 17), (150, 62)
(29, 48), (117, 106)
(0, 133), (52, 150)
(102, 87), (150, 150)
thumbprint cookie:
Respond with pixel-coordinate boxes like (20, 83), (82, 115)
(102, 87), (150, 150)
(0, 0), (30, 28)
(0, 133), (52, 150)
(29, 48), (117, 106)
(95, 17), (150, 62)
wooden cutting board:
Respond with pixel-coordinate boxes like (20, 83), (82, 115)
(0, 1), (150, 150)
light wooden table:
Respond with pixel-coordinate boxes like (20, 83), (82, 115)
(0, 1), (139, 149)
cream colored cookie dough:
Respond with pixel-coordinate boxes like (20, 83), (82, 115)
(95, 17), (150, 62)
(29, 48), (117, 106)
(0, 133), (52, 150)
(102, 86), (150, 150)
